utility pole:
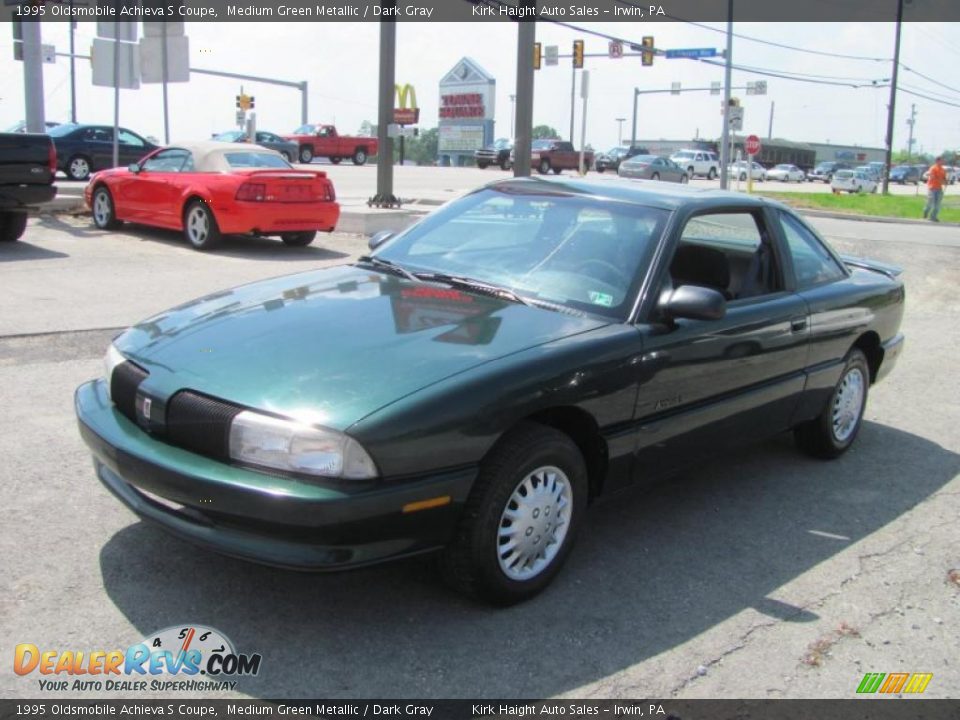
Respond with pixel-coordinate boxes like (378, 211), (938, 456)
(69, 8), (77, 123)
(630, 88), (638, 148)
(906, 103), (916, 161)
(513, 4), (536, 177)
(372, 8), (397, 206)
(569, 65), (576, 142)
(767, 101), (774, 140)
(882, 0), (904, 195)
(21, 21), (45, 133)
(719, 0), (734, 190)
(510, 94), (516, 138)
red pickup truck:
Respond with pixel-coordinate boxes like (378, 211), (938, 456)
(514, 139), (594, 175)
(283, 124), (378, 166)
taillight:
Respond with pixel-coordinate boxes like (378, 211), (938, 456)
(325, 182), (335, 202)
(235, 182), (266, 201)
(48, 142), (57, 177)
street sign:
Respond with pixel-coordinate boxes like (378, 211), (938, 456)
(235, 110), (246, 126)
(41, 44), (55, 64)
(143, 22), (185, 38)
(710, 81), (721, 95)
(746, 80), (768, 96)
(97, 21), (137, 42)
(671, 82), (681, 95)
(665, 48), (718, 60)
(581, 70), (590, 99)
(139, 35), (190, 83)
(729, 107), (744, 131)
(91, 38), (140, 89)
(746, 134), (762, 155)
(545, 45), (558, 66)
(608, 41), (623, 59)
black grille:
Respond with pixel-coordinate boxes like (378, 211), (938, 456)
(166, 390), (245, 461)
(111, 361), (148, 425)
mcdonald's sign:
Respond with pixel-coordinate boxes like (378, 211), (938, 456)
(394, 84), (420, 125)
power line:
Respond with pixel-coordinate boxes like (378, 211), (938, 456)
(898, 86), (960, 110)
(899, 65), (960, 98)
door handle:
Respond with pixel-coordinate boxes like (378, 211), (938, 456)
(790, 317), (808, 333)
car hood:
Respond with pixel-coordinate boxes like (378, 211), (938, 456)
(114, 265), (610, 430)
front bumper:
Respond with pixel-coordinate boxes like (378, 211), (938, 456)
(75, 380), (476, 570)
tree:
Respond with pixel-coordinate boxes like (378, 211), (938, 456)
(358, 120), (376, 137)
(392, 127), (439, 165)
(532, 125), (560, 139)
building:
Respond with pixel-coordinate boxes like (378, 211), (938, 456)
(437, 57), (496, 167)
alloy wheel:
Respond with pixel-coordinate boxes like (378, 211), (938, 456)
(832, 367), (865, 442)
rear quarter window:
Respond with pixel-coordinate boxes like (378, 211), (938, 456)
(223, 152), (290, 169)
(779, 212), (847, 288)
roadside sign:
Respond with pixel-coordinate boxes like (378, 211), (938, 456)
(746, 134), (762, 155)
(728, 107), (744, 131)
(393, 108), (420, 125)
(670, 82), (681, 95)
(608, 41), (623, 59)
(545, 45), (558, 66)
(91, 38), (140, 89)
(96, 21), (137, 42)
(710, 81), (721, 95)
(143, 22), (185, 38)
(665, 48), (718, 60)
(235, 110), (246, 125)
(139, 35), (190, 83)
(41, 43), (55, 64)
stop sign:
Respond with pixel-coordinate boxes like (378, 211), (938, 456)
(745, 134), (762, 156)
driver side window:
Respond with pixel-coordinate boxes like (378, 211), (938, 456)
(142, 149), (191, 173)
(779, 212), (846, 288)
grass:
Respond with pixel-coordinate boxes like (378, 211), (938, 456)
(755, 190), (960, 223)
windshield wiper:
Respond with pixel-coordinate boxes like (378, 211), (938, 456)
(356, 255), (420, 283)
(415, 272), (533, 307)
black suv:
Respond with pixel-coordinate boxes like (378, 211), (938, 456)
(807, 161), (852, 183)
(595, 145), (649, 173)
(475, 138), (513, 170)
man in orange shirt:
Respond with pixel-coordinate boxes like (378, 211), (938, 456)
(923, 156), (947, 222)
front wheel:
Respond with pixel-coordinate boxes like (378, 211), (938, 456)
(183, 201), (221, 250)
(477, 162), (489, 169)
(352, 149), (368, 165)
(707, 167), (717, 180)
(0, 211), (28, 242)
(67, 155), (92, 181)
(281, 231), (316, 247)
(538, 159), (551, 175)
(299, 146), (314, 164)
(91, 186), (121, 230)
(441, 423), (587, 605)
(739, 173), (747, 181)
(651, 172), (660, 181)
(680, 173), (689, 184)
(499, 158), (511, 171)
(795, 349), (869, 459)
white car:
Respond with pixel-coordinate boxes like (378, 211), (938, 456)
(766, 164), (805, 182)
(728, 161), (766, 181)
(831, 169), (877, 194)
(669, 149), (720, 179)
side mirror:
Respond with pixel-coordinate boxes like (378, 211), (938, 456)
(367, 230), (394, 252)
(659, 285), (726, 322)
(127, 163), (141, 174)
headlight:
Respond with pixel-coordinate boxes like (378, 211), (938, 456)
(228, 411), (378, 480)
(103, 344), (126, 400)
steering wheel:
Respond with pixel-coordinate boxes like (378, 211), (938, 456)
(576, 259), (631, 288)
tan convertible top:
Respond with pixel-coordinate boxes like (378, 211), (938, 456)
(167, 141), (284, 172)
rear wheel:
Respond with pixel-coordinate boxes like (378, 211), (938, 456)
(67, 155), (92, 181)
(651, 172), (660, 181)
(739, 173), (747, 181)
(91, 186), (121, 230)
(441, 423), (587, 605)
(299, 146), (314, 164)
(687, 166), (695, 177)
(352, 148), (368, 165)
(0, 211), (28, 242)
(552, 167), (563, 175)
(596, 166), (606, 174)
(680, 173), (689, 184)
(183, 201), (221, 251)
(707, 167), (717, 180)
(795, 349), (869, 459)
(499, 158), (511, 171)
(538, 159), (551, 175)
(281, 231), (316, 247)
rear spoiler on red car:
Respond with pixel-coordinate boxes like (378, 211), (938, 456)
(840, 255), (903, 279)
(244, 169), (328, 179)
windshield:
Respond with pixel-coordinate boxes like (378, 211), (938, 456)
(214, 131), (244, 142)
(292, 124), (315, 134)
(672, 151), (695, 160)
(532, 140), (556, 150)
(492, 138), (512, 149)
(374, 187), (669, 320)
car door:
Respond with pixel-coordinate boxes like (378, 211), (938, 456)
(628, 206), (810, 479)
(85, 126), (115, 171)
(119, 148), (191, 226)
(117, 128), (151, 167)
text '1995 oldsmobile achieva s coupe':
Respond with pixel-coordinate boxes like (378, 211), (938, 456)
(75, 178), (905, 604)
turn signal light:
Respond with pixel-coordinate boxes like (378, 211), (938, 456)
(235, 182), (266, 201)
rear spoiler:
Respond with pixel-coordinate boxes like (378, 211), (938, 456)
(242, 169), (328, 179)
(840, 255), (903, 279)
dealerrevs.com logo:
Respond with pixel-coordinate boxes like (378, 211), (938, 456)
(14, 625), (262, 693)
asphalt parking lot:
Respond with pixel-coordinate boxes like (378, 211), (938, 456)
(1, 210), (957, 700)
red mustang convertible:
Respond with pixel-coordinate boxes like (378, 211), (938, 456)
(84, 141), (339, 250)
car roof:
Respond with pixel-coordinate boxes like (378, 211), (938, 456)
(165, 140), (283, 171)
(483, 176), (781, 212)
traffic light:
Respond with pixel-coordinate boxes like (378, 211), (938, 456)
(249, 96), (255, 109)
(641, 36), (654, 66)
(236, 94), (251, 111)
(728, 97), (740, 107)
(533, 42), (541, 70)
(573, 39), (584, 69)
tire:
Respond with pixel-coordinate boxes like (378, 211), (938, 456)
(67, 155), (92, 181)
(280, 151), (291, 163)
(538, 159), (551, 175)
(183, 200), (221, 250)
(707, 167), (717, 180)
(499, 158), (511, 171)
(0, 211), (28, 242)
(795, 349), (870, 459)
(299, 146), (314, 164)
(596, 166), (606, 174)
(329, 157), (342, 165)
(651, 172), (660, 181)
(91, 186), (121, 230)
(680, 174), (689, 184)
(441, 423), (588, 605)
(739, 173), (747, 181)
(552, 167), (563, 175)
(352, 148), (368, 165)
(281, 231), (316, 247)
(687, 166), (695, 177)
(477, 162), (489, 169)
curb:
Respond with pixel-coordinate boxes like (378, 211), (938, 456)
(797, 208), (960, 228)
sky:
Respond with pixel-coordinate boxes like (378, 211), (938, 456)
(1, 20), (958, 155)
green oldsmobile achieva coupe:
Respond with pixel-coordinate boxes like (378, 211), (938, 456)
(76, 177), (905, 604)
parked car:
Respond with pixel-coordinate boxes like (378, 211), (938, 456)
(729, 160), (767, 181)
(84, 142), (339, 250)
(889, 165), (921, 185)
(74, 176), (905, 604)
(618, 154), (689, 183)
(831, 169), (878, 194)
(867, 161), (887, 178)
(47, 123), (158, 181)
(474, 138), (513, 170)
(669, 149), (720, 179)
(766, 164), (806, 183)
(807, 161), (851, 183)
(212, 130), (299, 163)
(855, 165), (881, 183)
(594, 145), (649, 173)
(0, 131), (57, 242)
(517, 139), (593, 175)
(283, 124), (378, 165)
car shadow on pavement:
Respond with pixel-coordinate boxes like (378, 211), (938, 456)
(0, 239), (68, 262)
(98, 421), (958, 698)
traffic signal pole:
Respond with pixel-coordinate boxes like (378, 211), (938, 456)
(513, 8), (536, 178)
(371, 9), (398, 206)
(719, 0), (734, 190)
(21, 21), (45, 134)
